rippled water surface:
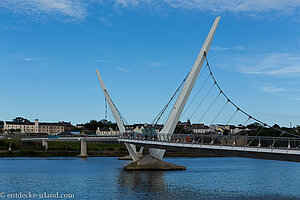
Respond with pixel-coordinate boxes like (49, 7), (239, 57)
(0, 157), (299, 199)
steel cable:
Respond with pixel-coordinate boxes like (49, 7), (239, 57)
(203, 51), (300, 138)
(198, 92), (221, 123)
(189, 83), (216, 120)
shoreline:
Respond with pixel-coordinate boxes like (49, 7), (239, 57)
(0, 139), (221, 158)
(0, 150), (221, 158)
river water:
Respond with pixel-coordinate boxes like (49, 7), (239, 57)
(0, 157), (299, 200)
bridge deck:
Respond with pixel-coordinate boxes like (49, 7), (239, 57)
(119, 138), (300, 162)
(22, 136), (118, 142)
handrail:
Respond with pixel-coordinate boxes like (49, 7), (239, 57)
(119, 132), (300, 150)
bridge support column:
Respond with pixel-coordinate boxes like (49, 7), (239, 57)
(139, 147), (144, 154)
(118, 146), (144, 160)
(123, 143), (139, 162)
(42, 140), (48, 152)
(79, 140), (88, 157)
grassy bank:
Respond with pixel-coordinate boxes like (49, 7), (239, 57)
(0, 139), (220, 157)
(0, 139), (129, 157)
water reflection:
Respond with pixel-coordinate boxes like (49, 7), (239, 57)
(118, 170), (171, 199)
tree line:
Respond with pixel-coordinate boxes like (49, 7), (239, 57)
(74, 119), (117, 133)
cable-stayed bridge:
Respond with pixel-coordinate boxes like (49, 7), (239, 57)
(22, 16), (300, 169)
(96, 16), (300, 169)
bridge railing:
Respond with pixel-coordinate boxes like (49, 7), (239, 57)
(54, 134), (119, 138)
(120, 133), (300, 151)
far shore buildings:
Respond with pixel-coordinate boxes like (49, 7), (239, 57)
(3, 118), (252, 136)
(96, 127), (119, 136)
(191, 123), (210, 134)
(96, 123), (164, 136)
(3, 119), (73, 135)
(94, 121), (251, 136)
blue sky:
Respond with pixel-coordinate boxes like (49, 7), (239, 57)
(0, 0), (300, 127)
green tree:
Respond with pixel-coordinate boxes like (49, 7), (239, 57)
(0, 121), (3, 133)
(246, 122), (262, 129)
(272, 124), (281, 129)
(12, 117), (30, 123)
(84, 120), (98, 131)
(83, 119), (117, 132)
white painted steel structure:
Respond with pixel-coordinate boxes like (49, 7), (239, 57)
(94, 17), (221, 161)
(120, 139), (300, 155)
(119, 138), (300, 162)
(149, 17), (221, 160)
(96, 69), (139, 161)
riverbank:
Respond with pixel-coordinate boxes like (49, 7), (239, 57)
(0, 139), (220, 157)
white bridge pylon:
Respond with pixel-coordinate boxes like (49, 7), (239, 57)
(96, 69), (139, 162)
(149, 16), (221, 160)
(96, 16), (221, 162)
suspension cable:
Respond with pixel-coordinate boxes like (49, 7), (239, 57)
(198, 91), (221, 123)
(104, 89), (128, 125)
(210, 99), (228, 125)
(235, 116), (252, 137)
(248, 125), (265, 146)
(189, 82), (216, 119)
(182, 72), (211, 117)
(105, 98), (108, 120)
(226, 108), (239, 125)
(152, 72), (190, 125)
(243, 116), (251, 126)
(203, 51), (300, 138)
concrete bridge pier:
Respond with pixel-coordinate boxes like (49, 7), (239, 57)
(42, 140), (48, 152)
(79, 139), (88, 157)
(124, 154), (186, 171)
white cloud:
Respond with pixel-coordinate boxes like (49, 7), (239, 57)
(114, 0), (152, 7)
(235, 45), (245, 50)
(238, 53), (300, 77)
(94, 59), (113, 63)
(99, 17), (114, 26)
(264, 113), (300, 119)
(251, 82), (300, 101)
(145, 61), (164, 66)
(212, 46), (250, 51)
(0, 25), (21, 30)
(1, 0), (300, 21)
(113, 0), (300, 15)
(24, 57), (43, 61)
(211, 46), (229, 50)
(259, 85), (286, 93)
(116, 67), (129, 72)
(288, 96), (300, 101)
(0, 0), (87, 20)
(165, 0), (300, 13)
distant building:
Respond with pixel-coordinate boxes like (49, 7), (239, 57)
(177, 119), (192, 130)
(3, 119), (73, 135)
(125, 123), (163, 134)
(132, 124), (145, 133)
(230, 125), (250, 135)
(96, 127), (119, 136)
(208, 124), (251, 135)
(75, 124), (85, 129)
(191, 124), (210, 134)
